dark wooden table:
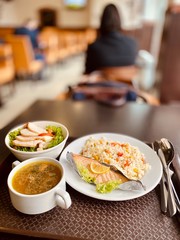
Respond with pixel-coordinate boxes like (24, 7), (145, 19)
(0, 99), (180, 240)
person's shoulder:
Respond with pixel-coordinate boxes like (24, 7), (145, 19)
(119, 33), (137, 48)
(121, 33), (136, 44)
(87, 39), (99, 50)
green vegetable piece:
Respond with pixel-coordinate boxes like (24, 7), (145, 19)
(96, 181), (121, 194)
(46, 125), (64, 149)
(9, 128), (21, 147)
(77, 165), (95, 183)
(77, 164), (121, 194)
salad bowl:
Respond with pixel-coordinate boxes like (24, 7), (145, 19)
(5, 120), (69, 161)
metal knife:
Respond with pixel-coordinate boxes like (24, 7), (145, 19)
(152, 141), (168, 213)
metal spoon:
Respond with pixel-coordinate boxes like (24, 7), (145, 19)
(160, 138), (174, 163)
(159, 138), (177, 217)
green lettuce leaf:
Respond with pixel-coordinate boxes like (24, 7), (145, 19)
(46, 125), (64, 149)
(9, 128), (21, 147)
(96, 181), (121, 194)
(77, 164), (95, 183)
(76, 164), (122, 194)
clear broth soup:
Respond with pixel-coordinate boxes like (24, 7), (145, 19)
(12, 161), (62, 195)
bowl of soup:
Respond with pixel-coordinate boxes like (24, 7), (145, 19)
(5, 121), (69, 161)
(7, 157), (72, 214)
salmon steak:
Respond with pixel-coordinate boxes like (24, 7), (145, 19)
(66, 152), (128, 193)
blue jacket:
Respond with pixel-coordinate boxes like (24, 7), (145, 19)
(14, 27), (39, 49)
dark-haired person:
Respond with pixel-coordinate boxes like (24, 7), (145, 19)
(84, 4), (138, 74)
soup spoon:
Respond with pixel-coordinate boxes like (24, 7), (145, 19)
(158, 139), (177, 217)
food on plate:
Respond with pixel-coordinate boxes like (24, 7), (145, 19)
(12, 161), (61, 195)
(90, 162), (110, 174)
(9, 122), (64, 152)
(67, 152), (128, 193)
(80, 137), (150, 180)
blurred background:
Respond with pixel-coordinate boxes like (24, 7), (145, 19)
(0, 0), (179, 128)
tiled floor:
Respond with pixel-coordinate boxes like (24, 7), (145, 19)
(0, 54), (85, 129)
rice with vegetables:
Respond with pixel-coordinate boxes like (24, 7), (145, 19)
(81, 137), (150, 180)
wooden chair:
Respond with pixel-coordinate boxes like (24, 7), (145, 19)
(0, 44), (15, 106)
(39, 29), (59, 65)
(40, 28), (74, 62)
(85, 28), (97, 44)
(6, 35), (44, 78)
(59, 31), (79, 56)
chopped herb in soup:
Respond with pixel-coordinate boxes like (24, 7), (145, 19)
(12, 161), (61, 195)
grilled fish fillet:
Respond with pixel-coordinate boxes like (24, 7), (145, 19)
(68, 152), (128, 185)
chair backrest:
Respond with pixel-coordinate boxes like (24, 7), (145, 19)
(6, 35), (35, 73)
(100, 66), (139, 86)
(39, 28), (59, 48)
(0, 43), (13, 66)
(0, 43), (15, 84)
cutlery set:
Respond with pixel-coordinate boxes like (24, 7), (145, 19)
(151, 138), (180, 218)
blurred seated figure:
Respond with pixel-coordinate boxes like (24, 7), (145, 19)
(84, 3), (138, 74)
(14, 18), (45, 61)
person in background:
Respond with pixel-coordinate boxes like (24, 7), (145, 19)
(14, 18), (45, 61)
(84, 3), (138, 74)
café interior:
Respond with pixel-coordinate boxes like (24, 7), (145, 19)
(0, 0), (180, 128)
(0, 0), (180, 240)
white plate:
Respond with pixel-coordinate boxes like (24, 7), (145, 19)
(59, 133), (162, 201)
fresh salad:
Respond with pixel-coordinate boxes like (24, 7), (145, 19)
(9, 122), (64, 152)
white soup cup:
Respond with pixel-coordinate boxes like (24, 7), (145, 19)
(7, 157), (72, 215)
